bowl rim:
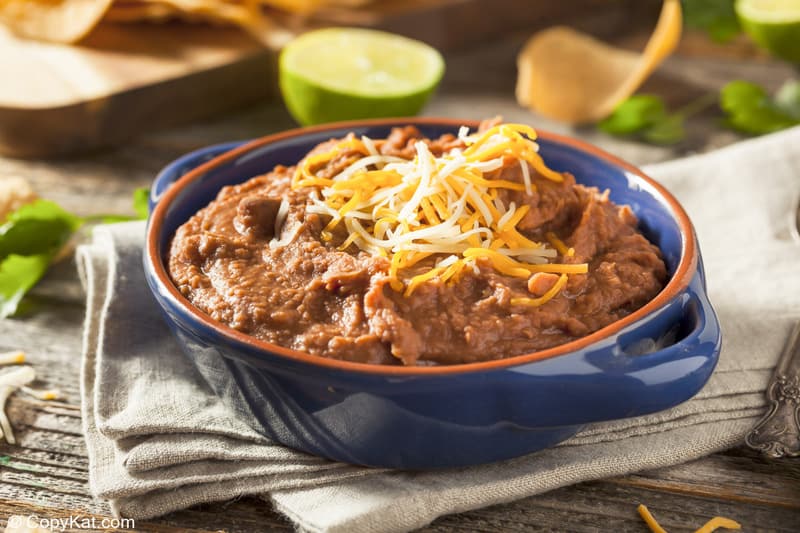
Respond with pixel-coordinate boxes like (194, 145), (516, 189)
(146, 117), (698, 376)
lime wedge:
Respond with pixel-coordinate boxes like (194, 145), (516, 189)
(735, 0), (800, 63)
(279, 28), (445, 126)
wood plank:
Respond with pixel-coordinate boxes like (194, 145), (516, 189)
(425, 480), (800, 532)
(616, 452), (800, 509)
(2, 429), (87, 460)
(0, 447), (88, 473)
(7, 403), (84, 437)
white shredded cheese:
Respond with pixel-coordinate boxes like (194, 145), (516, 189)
(0, 365), (36, 445)
(290, 123), (582, 296)
(0, 351), (25, 366)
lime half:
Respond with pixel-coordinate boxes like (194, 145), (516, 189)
(279, 28), (445, 126)
(736, 0), (800, 63)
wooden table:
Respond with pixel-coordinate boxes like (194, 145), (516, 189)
(1, 21), (800, 532)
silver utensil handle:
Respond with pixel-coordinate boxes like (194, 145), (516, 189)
(745, 321), (800, 458)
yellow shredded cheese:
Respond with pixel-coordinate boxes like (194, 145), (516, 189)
(294, 124), (585, 300)
(545, 231), (570, 256)
(637, 504), (742, 533)
(693, 517), (742, 533)
(511, 274), (568, 307)
(638, 505), (668, 533)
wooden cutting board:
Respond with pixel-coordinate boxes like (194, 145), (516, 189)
(0, 23), (273, 159)
(0, 0), (629, 159)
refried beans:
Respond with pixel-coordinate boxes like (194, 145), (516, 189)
(168, 122), (667, 366)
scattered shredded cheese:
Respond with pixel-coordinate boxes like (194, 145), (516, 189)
(0, 351), (26, 366)
(292, 123), (586, 302)
(0, 366), (36, 445)
(20, 386), (61, 401)
(638, 505), (668, 533)
(637, 504), (742, 533)
(693, 517), (742, 533)
(0, 354), (61, 445)
(0, 366), (35, 388)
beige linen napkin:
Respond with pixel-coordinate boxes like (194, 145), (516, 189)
(79, 126), (800, 532)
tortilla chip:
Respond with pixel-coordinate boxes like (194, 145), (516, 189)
(104, 2), (180, 23)
(156, 0), (263, 27)
(0, 0), (114, 43)
(516, 0), (682, 124)
(259, 0), (327, 15)
(0, 0), (367, 45)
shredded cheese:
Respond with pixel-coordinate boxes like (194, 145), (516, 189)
(0, 365), (36, 445)
(637, 504), (742, 533)
(694, 517), (742, 533)
(638, 505), (668, 533)
(20, 386), (61, 401)
(545, 231), (570, 256)
(511, 274), (568, 307)
(292, 124), (587, 301)
(0, 351), (25, 366)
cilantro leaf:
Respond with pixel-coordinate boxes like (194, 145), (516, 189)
(0, 254), (51, 318)
(681, 0), (740, 43)
(0, 187), (149, 317)
(598, 94), (701, 145)
(598, 95), (667, 135)
(133, 187), (150, 220)
(0, 200), (82, 260)
(0, 200), (83, 318)
(720, 80), (800, 135)
(6, 200), (82, 230)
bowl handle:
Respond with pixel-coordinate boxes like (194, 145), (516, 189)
(579, 273), (721, 422)
(149, 141), (248, 213)
(495, 272), (721, 428)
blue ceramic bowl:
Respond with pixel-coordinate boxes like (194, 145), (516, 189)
(145, 118), (721, 469)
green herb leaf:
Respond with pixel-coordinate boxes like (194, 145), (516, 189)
(6, 199), (82, 230)
(681, 0), (741, 42)
(133, 187), (150, 220)
(0, 200), (82, 260)
(598, 94), (696, 144)
(0, 190), (147, 317)
(0, 200), (84, 317)
(720, 80), (800, 134)
(598, 95), (668, 135)
(0, 254), (51, 318)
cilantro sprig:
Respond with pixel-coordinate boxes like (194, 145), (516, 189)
(720, 80), (800, 134)
(598, 93), (716, 145)
(0, 187), (149, 318)
(599, 80), (800, 144)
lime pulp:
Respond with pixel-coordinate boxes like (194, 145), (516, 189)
(279, 28), (445, 126)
